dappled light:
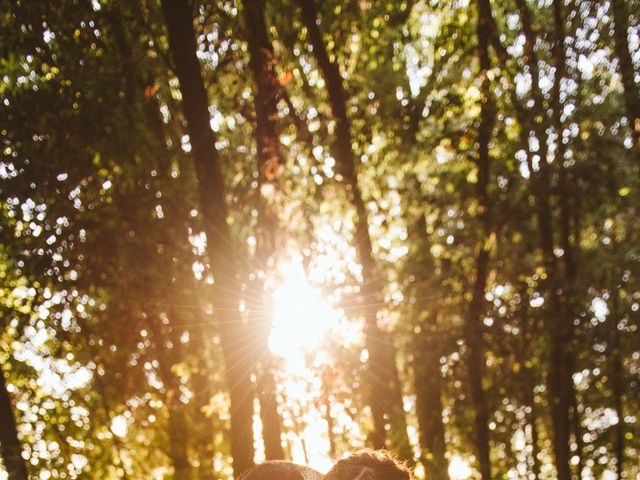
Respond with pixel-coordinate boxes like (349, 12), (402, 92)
(447, 456), (472, 480)
(269, 263), (341, 364)
(1, 0), (639, 480)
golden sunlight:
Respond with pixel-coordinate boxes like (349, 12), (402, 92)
(448, 455), (473, 480)
(268, 263), (340, 366)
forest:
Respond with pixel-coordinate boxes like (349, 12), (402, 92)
(0, 0), (639, 479)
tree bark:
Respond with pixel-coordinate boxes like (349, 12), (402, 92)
(321, 368), (337, 457)
(547, 4), (575, 479)
(159, 0), (255, 475)
(509, 3), (574, 478)
(465, 248), (492, 480)
(610, 290), (625, 479)
(407, 195), (449, 480)
(0, 361), (28, 480)
(256, 361), (284, 461)
(242, 0), (286, 461)
(527, 386), (541, 480)
(612, 350), (625, 479)
(167, 393), (193, 480)
(414, 330), (449, 480)
(611, 0), (640, 151)
(292, 0), (411, 458)
(461, 2), (496, 479)
(192, 371), (217, 480)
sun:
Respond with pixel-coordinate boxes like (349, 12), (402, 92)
(448, 455), (473, 480)
(268, 264), (340, 365)
(255, 261), (347, 472)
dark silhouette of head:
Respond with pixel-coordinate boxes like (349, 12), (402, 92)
(238, 461), (324, 480)
(324, 450), (413, 480)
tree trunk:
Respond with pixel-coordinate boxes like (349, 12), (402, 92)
(461, 2), (496, 479)
(193, 388), (217, 480)
(509, 2), (573, 478)
(149, 312), (194, 480)
(612, 350), (625, 479)
(547, 4), (575, 479)
(159, 0), (255, 475)
(464, 248), (492, 480)
(414, 330), (449, 480)
(519, 290), (541, 480)
(188, 354), (217, 480)
(541, 168), (573, 480)
(163, 366), (191, 480)
(611, 0), (640, 151)
(407, 196), (449, 480)
(321, 368), (337, 457)
(167, 394), (193, 480)
(0, 361), (28, 480)
(528, 390), (541, 480)
(242, 0), (286, 461)
(256, 363), (285, 460)
(292, 0), (411, 457)
(569, 383), (584, 478)
(610, 290), (625, 479)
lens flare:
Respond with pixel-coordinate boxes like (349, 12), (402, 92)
(269, 274), (339, 365)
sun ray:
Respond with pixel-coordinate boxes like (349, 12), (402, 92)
(268, 263), (341, 367)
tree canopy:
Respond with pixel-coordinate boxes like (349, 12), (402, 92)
(1, 0), (639, 479)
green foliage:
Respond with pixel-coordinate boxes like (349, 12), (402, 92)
(0, 0), (638, 479)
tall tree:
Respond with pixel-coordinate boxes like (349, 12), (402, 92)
(404, 179), (449, 480)
(160, 0), (255, 475)
(609, 287), (626, 479)
(461, 1), (497, 478)
(0, 361), (28, 480)
(547, 3), (576, 479)
(292, 0), (411, 457)
(242, 0), (286, 461)
(611, 0), (640, 152)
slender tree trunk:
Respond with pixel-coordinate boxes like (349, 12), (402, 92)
(292, 0), (411, 457)
(93, 375), (132, 480)
(160, 0), (255, 475)
(256, 361), (284, 460)
(110, 10), (202, 477)
(149, 311), (194, 480)
(242, 0), (286, 461)
(612, 351), (625, 479)
(408, 198), (449, 480)
(243, 0), (282, 186)
(513, 0), (553, 244)
(611, 0), (640, 151)
(167, 394), (193, 480)
(510, 3), (573, 478)
(518, 289), (541, 480)
(547, 4), (575, 479)
(321, 368), (337, 457)
(528, 397), (541, 480)
(544, 134), (573, 480)
(610, 290), (625, 479)
(461, 2), (496, 479)
(190, 360), (217, 480)
(569, 383), (584, 478)
(0, 361), (28, 480)
(556, 5), (582, 471)
(414, 330), (449, 480)
(465, 247), (492, 480)
(194, 396), (217, 480)
(162, 363), (191, 479)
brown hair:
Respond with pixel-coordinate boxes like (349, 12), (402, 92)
(324, 449), (413, 480)
(238, 461), (324, 480)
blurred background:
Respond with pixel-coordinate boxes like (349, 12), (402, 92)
(0, 0), (639, 479)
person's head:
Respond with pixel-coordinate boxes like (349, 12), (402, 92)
(324, 449), (413, 480)
(238, 461), (324, 480)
